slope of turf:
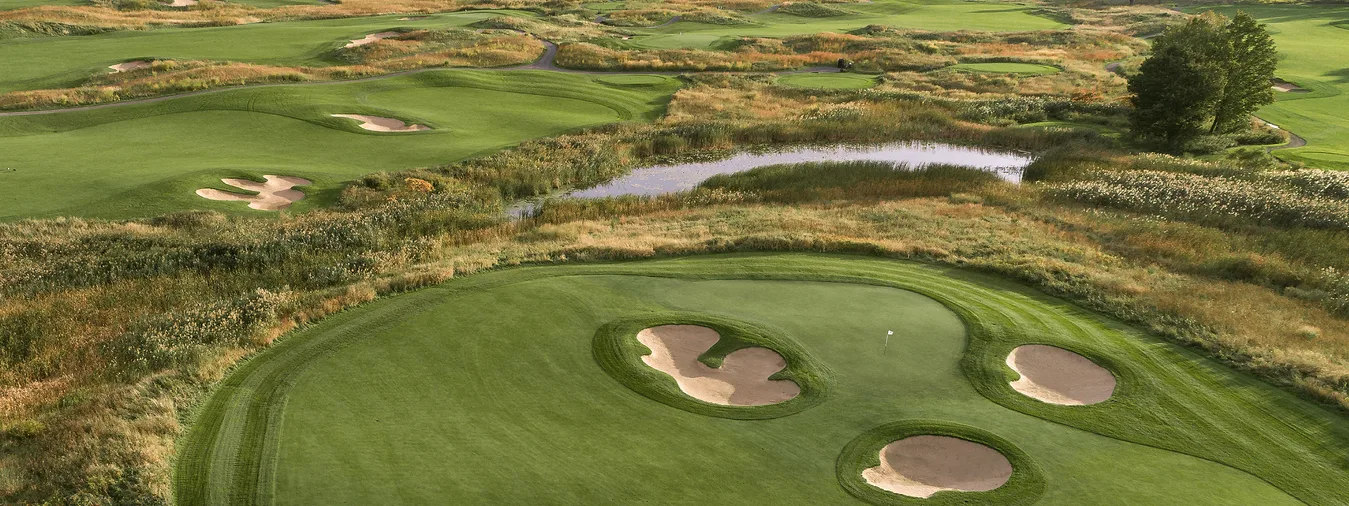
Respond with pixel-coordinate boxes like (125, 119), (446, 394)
(778, 72), (878, 89)
(0, 0), (83, 9)
(0, 10), (534, 93)
(947, 62), (1060, 75)
(176, 254), (1349, 506)
(624, 0), (1064, 50)
(0, 70), (677, 219)
(1191, 5), (1349, 170)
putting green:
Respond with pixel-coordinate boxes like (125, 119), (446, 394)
(0, 10), (534, 94)
(1190, 5), (1349, 170)
(778, 73), (878, 89)
(0, 70), (678, 219)
(177, 254), (1349, 506)
(946, 62), (1061, 75)
(624, 0), (1064, 50)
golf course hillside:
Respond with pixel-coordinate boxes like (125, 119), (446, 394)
(178, 255), (1349, 506)
(618, 0), (1065, 50)
(1192, 4), (1349, 169)
(0, 10), (537, 94)
(0, 70), (677, 219)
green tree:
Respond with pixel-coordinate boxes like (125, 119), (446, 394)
(1129, 11), (1279, 150)
(1129, 43), (1221, 151)
(1211, 11), (1278, 134)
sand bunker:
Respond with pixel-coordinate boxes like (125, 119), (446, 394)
(166, 0), (197, 6)
(108, 61), (151, 73)
(862, 435), (1013, 498)
(344, 31), (400, 48)
(398, 16), (428, 20)
(636, 325), (800, 406)
(1006, 345), (1116, 405)
(331, 114), (430, 132)
(195, 175), (311, 211)
(1271, 79), (1307, 93)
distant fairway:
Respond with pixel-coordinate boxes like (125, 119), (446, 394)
(778, 73), (878, 89)
(1191, 5), (1349, 170)
(177, 254), (1349, 506)
(623, 0), (1064, 49)
(0, 71), (677, 219)
(947, 62), (1061, 75)
(0, 10), (534, 93)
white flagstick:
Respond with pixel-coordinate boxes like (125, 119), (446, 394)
(884, 330), (893, 354)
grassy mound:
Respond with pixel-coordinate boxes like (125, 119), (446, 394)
(0, 70), (678, 219)
(946, 62), (1061, 75)
(592, 312), (831, 419)
(594, 74), (675, 86)
(176, 254), (1345, 505)
(836, 420), (1045, 505)
(777, 2), (856, 17)
(778, 73), (878, 89)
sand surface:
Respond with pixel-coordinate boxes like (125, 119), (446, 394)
(636, 325), (800, 406)
(108, 61), (151, 73)
(344, 31), (400, 48)
(862, 435), (1013, 498)
(1006, 345), (1116, 405)
(196, 175), (312, 211)
(1271, 80), (1306, 92)
(331, 114), (430, 132)
(167, 0), (197, 5)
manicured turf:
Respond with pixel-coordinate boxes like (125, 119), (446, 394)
(177, 254), (1349, 506)
(778, 72), (878, 89)
(0, 10), (533, 93)
(0, 70), (677, 219)
(947, 62), (1061, 75)
(623, 0), (1065, 50)
(1191, 5), (1349, 170)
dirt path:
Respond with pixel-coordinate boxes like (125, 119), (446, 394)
(0, 40), (841, 117)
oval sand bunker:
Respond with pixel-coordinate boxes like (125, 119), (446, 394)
(636, 325), (800, 406)
(863, 435), (1013, 499)
(108, 61), (151, 73)
(331, 114), (430, 132)
(344, 31), (399, 48)
(1006, 345), (1116, 405)
(196, 175), (311, 211)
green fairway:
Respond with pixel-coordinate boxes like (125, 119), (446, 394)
(778, 72), (878, 89)
(947, 62), (1061, 75)
(1191, 5), (1349, 170)
(0, 70), (677, 219)
(177, 254), (1349, 505)
(593, 74), (675, 86)
(0, 0), (83, 9)
(0, 10), (533, 93)
(623, 0), (1064, 50)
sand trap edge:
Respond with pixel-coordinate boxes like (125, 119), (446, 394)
(591, 312), (830, 420)
(837, 420), (1046, 506)
(1006, 344), (1117, 406)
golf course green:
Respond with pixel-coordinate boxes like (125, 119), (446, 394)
(621, 0), (1065, 50)
(947, 62), (1061, 75)
(778, 72), (878, 89)
(176, 254), (1349, 505)
(1192, 4), (1349, 170)
(0, 10), (534, 94)
(0, 70), (678, 219)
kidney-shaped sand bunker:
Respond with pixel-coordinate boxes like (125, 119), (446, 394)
(637, 325), (800, 406)
(863, 435), (1013, 498)
(196, 175), (311, 211)
(1006, 345), (1116, 405)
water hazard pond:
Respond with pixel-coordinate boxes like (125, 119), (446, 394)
(512, 142), (1034, 216)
